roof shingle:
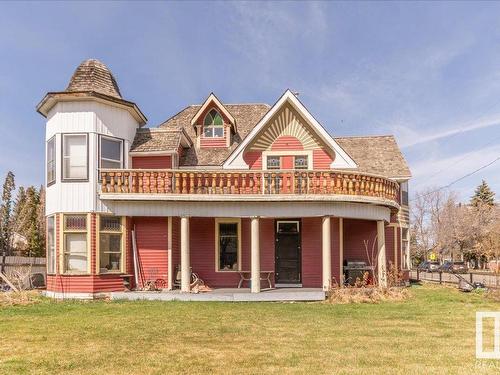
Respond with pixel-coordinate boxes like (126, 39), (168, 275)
(66, 59), (122, 99)
(135, 102), (410, 179)
(130, 129), (182, 153)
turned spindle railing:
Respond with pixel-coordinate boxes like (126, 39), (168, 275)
(100, 169), (400, 204)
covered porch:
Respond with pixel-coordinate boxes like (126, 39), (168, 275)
(129, 213), (395, 294)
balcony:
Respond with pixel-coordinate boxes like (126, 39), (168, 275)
(100, 169), (400, 207)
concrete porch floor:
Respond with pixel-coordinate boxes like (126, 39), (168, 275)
(110, 288), (326, 302)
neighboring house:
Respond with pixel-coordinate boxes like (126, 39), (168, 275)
(37, 59), (411, 299)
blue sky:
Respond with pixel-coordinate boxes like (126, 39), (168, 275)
(1, 1), (499, 201)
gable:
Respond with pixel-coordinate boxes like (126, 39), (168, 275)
(247, 103), (326, 151)
(190, 93), (235, 129)
(223, 90), (357, 170)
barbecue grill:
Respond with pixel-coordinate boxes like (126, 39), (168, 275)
(343, 261), (374, 285)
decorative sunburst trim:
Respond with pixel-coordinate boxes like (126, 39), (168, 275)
(223, 89), (357, 170)
(249, 105), (321, 151)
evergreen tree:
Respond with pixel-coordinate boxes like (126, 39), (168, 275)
(11, 186), (26, 232)
(0, 171), (15, 272)
(17, 187), (44, 257)
(471, 180), (496, 207)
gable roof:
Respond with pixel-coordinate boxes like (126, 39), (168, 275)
(335, 135), (411, 178)
(159, 103), (270, 166)
(223, 90), (357, 169)
(140, 94), (410, 179)
(190, 93), (236, 128)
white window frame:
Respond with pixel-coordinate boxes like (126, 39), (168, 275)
(97, 215), (125, 274)
(62, 133), (88, 182)
(215, 218), (241, 272)
(262, 150), (313, 170)
(60, 213), (90, 274)
(276, 220), (300, 233)
(46, 215), (56, 274)
(99, 135), (124, 170)
(46, 136), (56, 186)
(203, 109), (224, 138)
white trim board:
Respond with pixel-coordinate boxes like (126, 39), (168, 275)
(223, 90), (357, 170)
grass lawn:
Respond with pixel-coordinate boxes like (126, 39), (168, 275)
(1, 284), (500, 374)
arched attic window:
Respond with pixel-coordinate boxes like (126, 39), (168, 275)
(203, 109), (224, 137)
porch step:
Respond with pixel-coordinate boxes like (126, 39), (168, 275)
(110, 288), (326, 302)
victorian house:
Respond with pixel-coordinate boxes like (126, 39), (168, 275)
(38, 59), (411, 299)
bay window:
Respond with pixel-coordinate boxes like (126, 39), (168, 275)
(98, 216), (124, 274)
(47, 137), (56, 185)
(46, 216), (56, 274)
(216, 219), (240, 271)
(62, 134), (88, 181)
(62, 214), (88, 273)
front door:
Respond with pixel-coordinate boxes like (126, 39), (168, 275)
(275, 220), (301, 284)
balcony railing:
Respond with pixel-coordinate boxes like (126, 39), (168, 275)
(100, 169), (400, 204)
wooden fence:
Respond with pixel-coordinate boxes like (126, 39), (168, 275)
(410, 270), (500, 289)
(1, 256), (46, 287)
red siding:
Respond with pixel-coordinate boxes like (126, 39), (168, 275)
(301, 218), (322, 287)
(271, 136), (303, 150)
(133, 217), (168, 288)
(132, 155), (172, 169)
(244, 151), (262, 169)
(260, 219), (275, 287)
(343, 219), (377, 265)
(184, 218), (275, 288)
(200, 136), (227, 148)
(331, 218), (341, 285)
(313, 149), (334, 169)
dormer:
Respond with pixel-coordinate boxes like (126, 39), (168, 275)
(190, 93), (235, 148)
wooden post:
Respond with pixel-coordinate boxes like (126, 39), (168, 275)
(180, 216), (190, 292)
(377, 221), (387, 287)
(251, 216), (261, 293)
(322, 216), (331, 291)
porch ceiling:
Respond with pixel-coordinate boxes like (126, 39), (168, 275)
(100, 199), (392, 222)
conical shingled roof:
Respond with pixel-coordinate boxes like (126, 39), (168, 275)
(66, 59), (122, 99)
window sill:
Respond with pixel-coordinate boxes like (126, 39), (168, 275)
(61, 272), (90, 276)
(215, 270), (241, 273)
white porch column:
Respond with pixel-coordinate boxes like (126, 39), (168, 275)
(251, 216), (260, 293)
(322, 216), (331, 291)
(339, 218), (344, 286)
(180, 216), (190, 292)
(377, 220), (387, 288)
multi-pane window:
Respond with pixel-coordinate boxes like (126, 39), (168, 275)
(294, 155), (308, 169)
(46, 216), (56, 274)
(47, 137), (56, 185)
(62, 134), (88, 181)
(62, 214), (88, 273)
(266, 156), (280, 170)
(99, 136), (123, 169)
(217, 221), (240, 271)
(203, 109), (224, 137)
(98, 216), (123, 274)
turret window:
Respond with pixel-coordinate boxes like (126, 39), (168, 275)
(203, 109), (224, 137)
(62, 134), (88, 181)
(46, 136), (56, 185)
(99, 136), (123, 169)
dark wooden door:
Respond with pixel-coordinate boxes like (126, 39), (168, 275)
(275, 220), (301, 284)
